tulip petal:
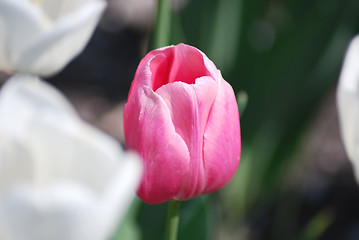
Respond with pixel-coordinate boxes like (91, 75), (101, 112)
(129, 53), (169, 96)
(0, 0), (105, 76)
(155, 76), (217, 199)
(124, 86), (191, 204)
(17, 0), (106, 76)
(167, 43), (210, 85)
(0, 74), (143, 239)
(0, 74), (76, 138)
(0, 74), (119, 191)
(0, 0), (48, 71)
(202, 72), (241, 193)
(100, 153), (142, 236)
(40, 0), (88, 20)
(0, 183), (98, 240)
(337, 35), (359, 181)
(129, 44), (211, 94)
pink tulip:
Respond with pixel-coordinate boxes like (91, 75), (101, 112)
(124, 43), (241, 204)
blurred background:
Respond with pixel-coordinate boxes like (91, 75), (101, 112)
(38, 0), (359, 239)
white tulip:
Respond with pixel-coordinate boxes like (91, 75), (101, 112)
(337, 35), (359, 182)
(0, 0), (106, 76)
(0, 74), (142, 240)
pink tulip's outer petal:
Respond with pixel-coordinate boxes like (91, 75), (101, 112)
(202, 72), (241, 194)
(124, 85), (191, 204)
(128, 46), (175, 97)
(155, 76), (217, 200)
(167, 43), (210, 85)
(135, 46), (173, 81)
(129, 43), (211, 96)
(129, 52), (172, 97)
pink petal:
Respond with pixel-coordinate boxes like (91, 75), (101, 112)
(166, 44), (210, 85)
(155, 76), (217, 199)
(124, 86), (190, 204)
(129, 44), (211, 94)
(202, 72), (241, 194)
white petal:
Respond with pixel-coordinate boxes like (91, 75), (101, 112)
(0, 74), (142, 240)
(337, 35), (359, 181)
(0, 183), (98, 240)
(0, 74), (124, 190)
(0, 0), (50, 72)
(17, 0), (106, 76)
(100, 152), (142, 236)
(40, 0), (89, 20)
(0, 0), (106, 76)
(0, 74), (76, 139)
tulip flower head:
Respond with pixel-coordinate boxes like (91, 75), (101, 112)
(0, 74), (142, 240)
(124, 43), (241, 204)
(0, 0), (106, 76)
(337, 35), (359, 182)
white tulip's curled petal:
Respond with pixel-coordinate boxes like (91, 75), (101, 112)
(0, 74), (132, 191)
(0, 74), (76, 138)
(17, 0), (106, 76)
(0, 136), (35, 191)
(24, 114), (128, 193)
(337, 35), (359, 176)
(338, 36), (359, 92)
(0, 0), (106, 76)
(0, 0), (50, 72)
(40, 0), (89, 21)
(0, 74), (143, 239)
(0, 19), (5, 70)
(100, 152), (142, 237)
(25, 120), (120, 192)
(0, 183), (98, 240)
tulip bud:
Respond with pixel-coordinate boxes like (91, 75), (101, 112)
(124, 43), (241, 204)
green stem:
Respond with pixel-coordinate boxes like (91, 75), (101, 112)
(165, 201), (180, 240)
(153, 0), (171, 49)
